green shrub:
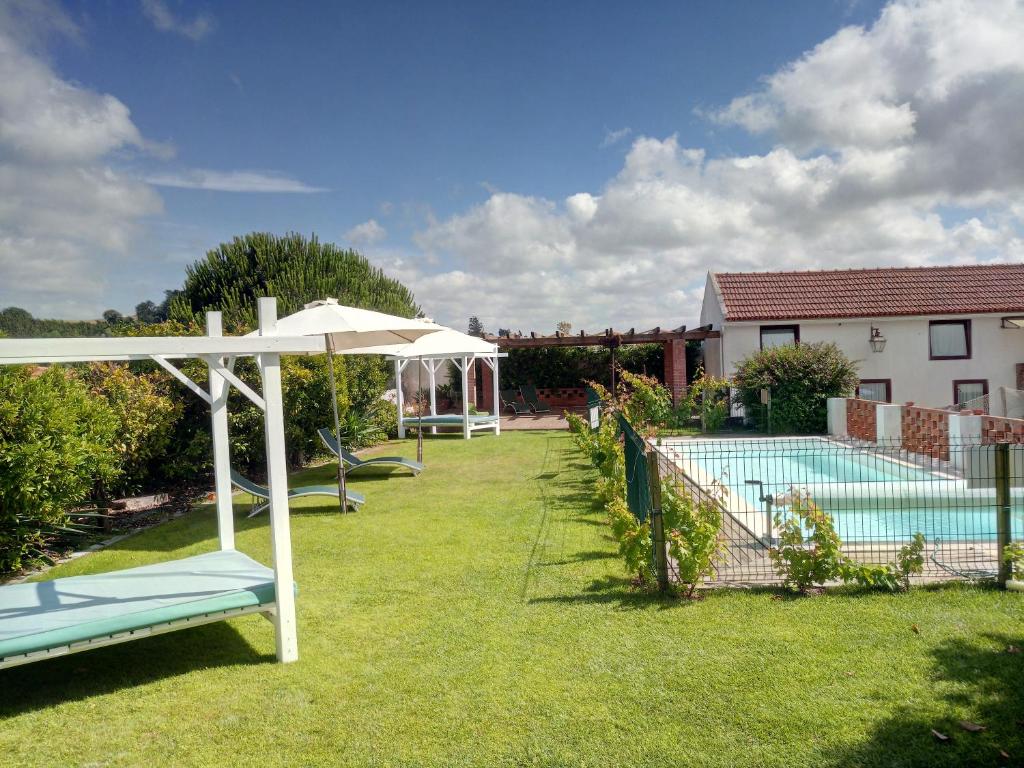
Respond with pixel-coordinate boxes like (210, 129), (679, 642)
(84, 364), (182, 493)
(618, 369), (672, 429)
(607, 496), (653, 583)
(688, 369), (730, 433)
(1004, 541), (1024, 580)
(661, 481), (724, 596)
(770, 493), (846, 591)
(0, 367), (120, 572)
(733, 342), (858, 433)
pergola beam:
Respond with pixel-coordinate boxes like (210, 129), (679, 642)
(486, 326), (717, 349)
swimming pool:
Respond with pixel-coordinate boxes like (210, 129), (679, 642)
(660, 436), (1024, 543)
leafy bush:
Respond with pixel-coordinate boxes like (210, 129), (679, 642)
(606, 496), (653, 583)
(770, 492), (846, 591)
(0, 367), (120, 572)
(661, 481), (723, 596)
(688, 369), (730, 433)
(83, 364), (182, 494)
(1004, 541), (1024, 580)
(733, 342), (858, 433)
(618, 369), (672, 429)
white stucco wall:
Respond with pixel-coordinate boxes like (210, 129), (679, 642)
(713, 314), (1022, 409)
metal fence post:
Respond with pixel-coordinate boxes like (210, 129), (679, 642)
(996, 441), (1012, 587)
(645, 450), (670, 592)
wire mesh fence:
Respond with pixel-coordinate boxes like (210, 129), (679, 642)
(651, 435), (1022, 585)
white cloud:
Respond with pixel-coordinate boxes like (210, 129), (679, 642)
(145, 169), (327, 193)
(405, 0), (1024, 332)
(140, 0), (215, 42)
(345, 219), (387, 245)
(600, 126), (632, 148)
(0, 1), (163, 317)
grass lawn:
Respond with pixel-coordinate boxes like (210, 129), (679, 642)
(2, 431), (1023, 767)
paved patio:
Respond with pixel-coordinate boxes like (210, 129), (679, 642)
(500, 411), (576, 430)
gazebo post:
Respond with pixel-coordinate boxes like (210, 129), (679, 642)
(427, 359), (438, 434)
(461, 355), (471, 439)
(492, 354), (500, 436)
(395, 358), (406, 439)
(256, 297), (299, 664)
(206, 312), (235, 551)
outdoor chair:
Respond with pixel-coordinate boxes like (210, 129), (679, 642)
(519, 384), (552, 414)
(500, 389), (532, 415)
(230, 470), (365, 518)
(318, 428), (423, 474)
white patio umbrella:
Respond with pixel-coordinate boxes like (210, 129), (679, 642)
(251, 298), (444, 509)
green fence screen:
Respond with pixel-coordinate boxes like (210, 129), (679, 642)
(618, 413), (651, 523)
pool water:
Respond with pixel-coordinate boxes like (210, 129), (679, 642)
(663, 437), (1023, 543)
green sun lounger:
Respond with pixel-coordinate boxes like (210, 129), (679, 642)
(231, 470), (365, 517)
(0, 549), (282, 669)
(317, 428), (423, 474)
(519, 384), (552, 414)
(501, 389), (532, 415)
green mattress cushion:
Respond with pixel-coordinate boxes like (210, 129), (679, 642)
(0, 550), (279, 660)
(402, 414), (497, 425)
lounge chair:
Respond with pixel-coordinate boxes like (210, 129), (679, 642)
(231, 470), (365, 518)
(519, 384), (552, 414)
(501, 389), (532, 415)
(317, 428), (423, 474)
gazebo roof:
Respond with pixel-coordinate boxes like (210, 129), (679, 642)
(344, 328), (498, 359)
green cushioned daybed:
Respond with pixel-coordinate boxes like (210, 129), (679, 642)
(0, 550), (281, 669)
(401, 414), (497, 426)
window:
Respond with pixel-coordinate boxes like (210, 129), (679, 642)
(953, 379), (988, 406)
(929, 320), (971, 359)
(857, 379), (891, 403)
(760, 324), (799, 350)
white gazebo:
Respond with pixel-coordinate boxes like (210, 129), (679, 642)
(345, 329), (504, 440)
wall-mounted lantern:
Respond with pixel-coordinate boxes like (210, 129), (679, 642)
(869, 325), (887, 353)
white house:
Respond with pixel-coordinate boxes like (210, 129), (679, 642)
(699, 264), (1024, 414)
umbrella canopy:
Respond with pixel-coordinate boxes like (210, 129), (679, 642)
(340, 328), (497, 358)
(248, 298), (444, 511)
(247, 298), (444, 349)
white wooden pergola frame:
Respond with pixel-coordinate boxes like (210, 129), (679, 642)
(0, 298), (323, 665)
(393, 352), (505, 440)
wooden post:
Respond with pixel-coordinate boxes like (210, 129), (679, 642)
(996, 441), (1012, 587)
(206, 312), (235, 551)
(256, 297), (299, 663)
(645, 450), (670, 592)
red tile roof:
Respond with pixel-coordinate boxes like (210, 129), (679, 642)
(712, 264), (1024, 321)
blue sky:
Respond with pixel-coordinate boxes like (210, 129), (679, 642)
(2, 0), (1022, 330)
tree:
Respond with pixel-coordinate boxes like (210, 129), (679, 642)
(467, 316), (484, 337)
(135, 290), (180, 324)
(170, 232), (418, 329)
(733, 342), (859, 433)
(102, 309), (124, 325)
(556, 320), (572, 335)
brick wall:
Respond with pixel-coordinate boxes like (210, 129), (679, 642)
(536, 387), (587, 408)
(902, 405), (950, 461)
(981, 415), (1024, 444)
(846, 398), (877, 442)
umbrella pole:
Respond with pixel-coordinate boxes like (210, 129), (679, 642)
(417, 355), (424, 463)
(326, 334), (348, 512)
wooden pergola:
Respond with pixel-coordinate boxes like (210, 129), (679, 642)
(480, 324), (720, 407)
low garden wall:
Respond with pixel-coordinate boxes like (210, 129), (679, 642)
(901, 404), (950, 461)
(535, 387), (588, 408)
(845, 398), (877, 442)
(829, 397), (1024, 459)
